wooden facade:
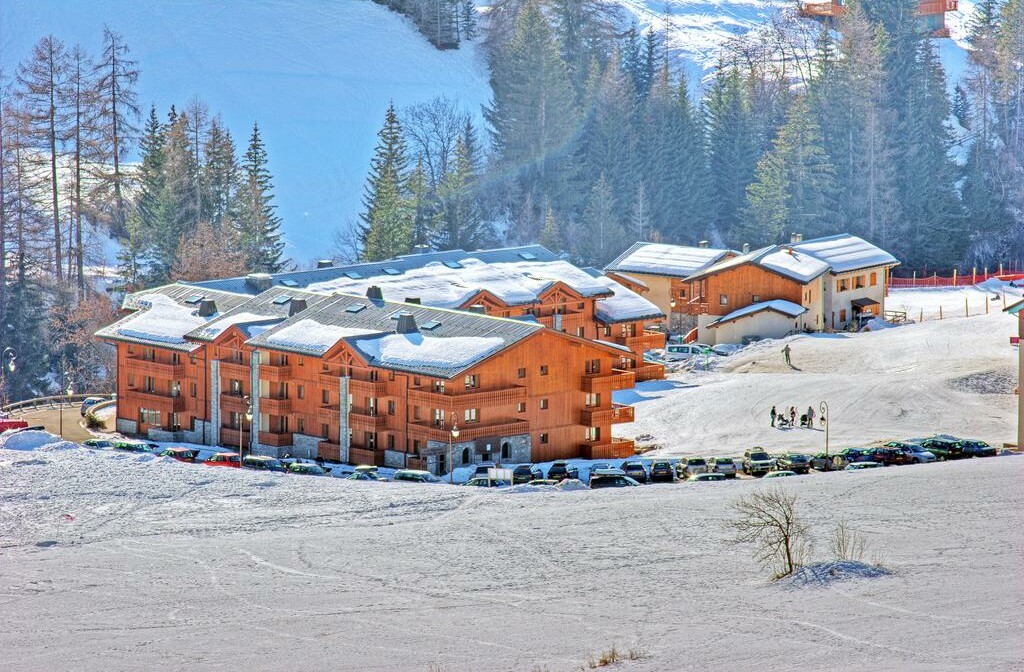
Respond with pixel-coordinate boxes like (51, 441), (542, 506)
(686, 264), (805, 318)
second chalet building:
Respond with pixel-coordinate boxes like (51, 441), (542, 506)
(98, 246), (664, 471)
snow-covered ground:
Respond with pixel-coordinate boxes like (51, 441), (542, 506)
(616, 285), (1021, 457)
(1, 439), (1022, 671)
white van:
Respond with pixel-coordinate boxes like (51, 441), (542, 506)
(664, 343), (712, 362)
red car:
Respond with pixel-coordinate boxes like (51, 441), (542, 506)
(0, 419), (29, 432)
(204, 452), (241, 468)
(158, 447), (198, 463)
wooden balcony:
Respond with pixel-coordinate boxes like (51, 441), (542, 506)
(615, 330), (667, 353)
(348, 447), (383, 466)
(317, 405), (341, 424)
(349, 378), (389, 396)
(408, 420), (530, 443)
(259, 396), (292, 415)
(128, 388), (187, 413)
(220, 427), (242, 447)
(581, 439), (636, 460)
(217, 360), (249, 379)
(318, 441), (340, 462)
(581, 369), (636, 393)
(258, 431), (293, 447)
(581, 403), (635, 426)
(220, 393), (246, 412)
(124, 357), (186, 379)
(259, 364), (292, 382)
(350, 411), (387, 430)
(406, 456), (429, 471)
(635, 362), (666, 382)
(537, 312), (590, 335)
(408, 385), (527, 408)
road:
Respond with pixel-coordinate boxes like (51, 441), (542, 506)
(9, 402), (93, 443)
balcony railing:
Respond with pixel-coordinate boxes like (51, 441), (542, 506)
(220, 427), (242, 447)
(317, 405), (341, 424)
(259, 363), (292, 382)
(258, 431), (293, 447)
(581, 369), (636, 393)
(259, 396), (292, 415)
(348, 447), (382, 467)
(217, 360), (249, 379)
(581, 439), (635, 459)
(623, 330), (667, 353)
(350, 412), (387, 430)
(124, 357), (187, 379)
(408, 420), (530, 443)
(318, 441), (340, 462)
(634, 362), (665, 382)
(581, 403), (635, 426)
(220, 393), (246, 412)
(408, 385), (527, 408)
(128, 388), (187, 413)
(349, 378), (389, 396)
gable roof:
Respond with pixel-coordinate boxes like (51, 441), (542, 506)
(790, 234), (900, 273)
(184, 287), (331, 342)
(606, 242), (734, 278)
(708, 299), (808, 328)
(246, 293), (543, 378)
(687, 245), (831, 284)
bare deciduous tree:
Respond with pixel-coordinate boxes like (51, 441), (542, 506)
(401, 95), (468, 188)
(731, 487), (810, 578)
(169, 220), (248, 282)
(828, 519), (868, 562)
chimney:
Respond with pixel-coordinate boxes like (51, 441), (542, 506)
(366, 286), (384, 301)
(468, 304), (486, 314)
(395, 312), (418, 334)
(698, 240), (709, 249)
(790, 232), (803, 244)
(316, 259), (334, 269)
(197, 299), (217, 317)
(405, 297), (421, 305)
(245, 272), (272, 292)
(288, 298), (307, 316)
(742, 243), (750, 254)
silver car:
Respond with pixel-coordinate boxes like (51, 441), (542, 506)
(709, 457), (737, 477)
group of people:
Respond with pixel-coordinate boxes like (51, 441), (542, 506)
(770, 405), (818, 429)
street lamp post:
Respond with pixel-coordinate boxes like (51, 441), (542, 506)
(241, 394), (253, 463)
(819, 400), (829, 460)
(59, 371), (73, 439)
(1, 347), (16, 410)
(448, 417), (460, 485)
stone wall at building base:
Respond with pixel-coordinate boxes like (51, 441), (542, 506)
(290, 434), (320, 460)
(116, 418), (138, 435)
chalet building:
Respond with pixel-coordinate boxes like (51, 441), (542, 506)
(677, 234), (899, 344)
(798, 0), (957, 37)
(97, 283), (643, 472)
(605, 242), (735, 332)
(187, 245), (668, 382)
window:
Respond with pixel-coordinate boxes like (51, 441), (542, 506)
(387, 400), (396, 416)
(321, 389), (330, 405)
(413, 406), (421, 420)
(540, 398), (549, 410)
(539, 433), (549, 444)
(540, 365), (549, 376)
(368, 369), (378, 382)
(854, 275), (865, 289)
(321, 424), (330, 439)
(279, 354), (289, 366)
(752, 295), (760, 303)
(230, 379), (243, 395)
(143, 348), (155, 362)
(171, 413), (182, 431)
(298, 357), (304, 367)
(127, 373), (135, 388)
(367, 432), (377, 449)
(603, 326), (612, 337)
(840, 308), (847, 322)
(413, 377), (421, 386)
(837, 278), (849, 292)
(586, 359), (601, 374)
(870, 272), (877, 287)
(143, 376), (156, 393)
(433, 409), (444, 426)
(585, 393), (600, 408)
(139, 408), (160, 426)
(297, 385), (304, 400)
(433, 379), (446, 394)
(585, 426), (601, 442)
(297, 418), (305, 434)
(501, 442), (510, 460)
(190, 382), (197, 398)
(577, 327), (585, 337)
(516, 402), (526, 413)
(464, 374), (478, 390)
(464, 408), (479, 424)
(516, 367), (526, 379)
(171, 352), (181, 365)
(719, 293), (728, 306)
(228, 412), (241, 430)
(413, 439), (421, 453)
(461, 447), (470, 464)
(387, 434), (395, 450)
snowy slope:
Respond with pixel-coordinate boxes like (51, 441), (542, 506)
(1, 444), (1021, 670)
(0, 0), (491, 263)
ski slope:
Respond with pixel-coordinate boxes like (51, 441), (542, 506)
(0, 0), (491, 264)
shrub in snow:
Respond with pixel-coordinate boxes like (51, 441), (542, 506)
(731, 487), (810, 579)
(781, 561), (891, 588)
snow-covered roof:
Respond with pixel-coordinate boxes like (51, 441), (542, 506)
(184, 287), (330, 342)
(791, 234), (900, 273)
(606, 271), (649, 290)
(593, 275), (665, 324)
(352, 333), (506, 371)
(708, 300), (807, 327)
(688, 245), (831, 284)
(97, 294), (211, 352)
(606, 242), (734, 278)
(263, 319), (382, 355)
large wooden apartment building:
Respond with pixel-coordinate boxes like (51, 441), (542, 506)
(97, 247), (660, 471)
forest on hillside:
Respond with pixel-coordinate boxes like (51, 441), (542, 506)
(358, 0), (1024, 273)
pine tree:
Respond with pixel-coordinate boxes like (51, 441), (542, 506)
(66, 44), (99, 297)
(146, 113), (197, 282)
(360, 104), (414, 260)
(92, 27), (140, 238)
(539, 205), (562, 251)
(572, 173), (628, 266)
(461, 0), (478, 40)
(408, 159), (438, 249)
(235, 123), (284, 272)
(202, 116), (239, 228)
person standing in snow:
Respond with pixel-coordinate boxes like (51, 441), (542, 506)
(782, 343), (792, 367)
(807, 406), (816, 428)
(789, 406), (797, 426)
(770, 406), (777, 427)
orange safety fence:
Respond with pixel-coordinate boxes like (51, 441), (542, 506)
(888, 272), (1024, 288)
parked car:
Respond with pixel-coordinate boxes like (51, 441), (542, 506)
(708, 457), (737, 478)
(865, 447), (915, 466)
(546, 460), (579, 481)
(881, 441), (936, 463)
(809, 452), (834, 471)
(353, 464), (381, 478)
(764, 470), (797, 478)
(112, 440), (156, 453)
(0, 419), (29, 432)
(242, 455), (287, 472)
(157, 447), (197, 463)
(711, 343), (743, 357)
(525, 479), (560, 486)
(831, 448), (871, 470)
(83, 438), (114, 449)
(688, 472), (726, 482)
(289, 463), (328, 476)
(588, 469), (641, 488)
(742, 448), (775, 476)
(345, 471), (384, 481)
(955, 439), (997, 458)
(663, 343), (712, 362)
(621, 461), (648, 483)
(464, 476), (511, 488)
(79, 396), (107, 417)
(473, 462), (496, 477)
(649, 460), (674, 482)
(775, 453), (811, 474)
(512, 464), (536, 484)
(204, 452), (241, 468)
(679, 456), (708, 478)
(844, 461), (882, 470)
(919, 436), (969, 460)
(392, 469), (442, 484)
